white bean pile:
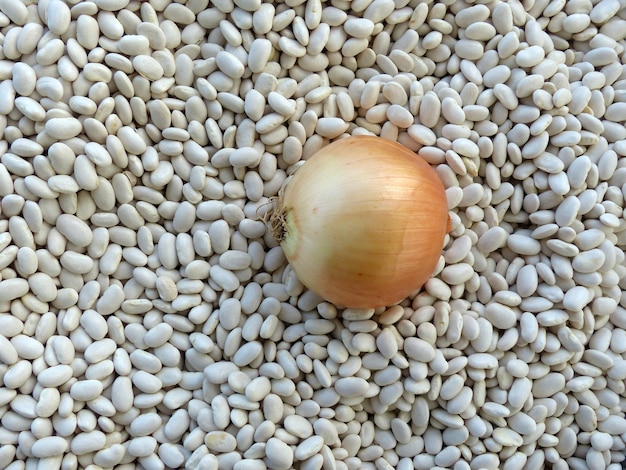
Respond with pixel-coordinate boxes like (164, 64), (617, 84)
(1, 0), (626, 468)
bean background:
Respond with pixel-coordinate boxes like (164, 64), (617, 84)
(0, 0), (626, 468)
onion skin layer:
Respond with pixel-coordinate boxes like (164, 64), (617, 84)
(280, 135), (449, 309)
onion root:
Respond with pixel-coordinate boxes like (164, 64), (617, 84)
(264, 194), (288, 244)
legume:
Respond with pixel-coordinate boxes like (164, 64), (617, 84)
(0, 0), (625, 469)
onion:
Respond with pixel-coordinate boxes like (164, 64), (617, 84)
(270, 135), (449, 308)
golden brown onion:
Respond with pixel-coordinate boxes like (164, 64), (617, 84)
(271, 135), (449, 308)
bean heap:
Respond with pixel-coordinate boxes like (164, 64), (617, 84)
(0, 0), (625, 469)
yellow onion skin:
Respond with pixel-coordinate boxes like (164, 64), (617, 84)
(279, 135), (449, 309)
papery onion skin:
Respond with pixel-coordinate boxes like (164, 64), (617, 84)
(278, 135), (449, 309)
